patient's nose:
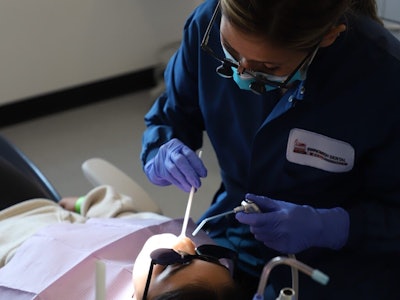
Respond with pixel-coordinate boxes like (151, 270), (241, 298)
(172, 236), (196, 254)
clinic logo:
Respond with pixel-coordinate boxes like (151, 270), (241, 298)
(292, 139), (348, 166)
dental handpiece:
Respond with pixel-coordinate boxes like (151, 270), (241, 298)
(192, 199), (261, 236)
(236, 199), (261, 213)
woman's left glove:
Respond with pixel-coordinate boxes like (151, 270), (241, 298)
(236, 193), (350, 254)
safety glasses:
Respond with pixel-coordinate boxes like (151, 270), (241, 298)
(200, 1), (319, 94)
(141, 244), (237, 300)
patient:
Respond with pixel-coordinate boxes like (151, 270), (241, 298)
(0, 185), (243, 299)
(132, 233), (241, 300)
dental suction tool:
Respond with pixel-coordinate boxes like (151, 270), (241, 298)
(252, 256), (329, 300)
(192, 199), (261, 236)
(180, 150), (203, 237)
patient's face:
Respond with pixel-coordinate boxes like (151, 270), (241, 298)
(132, 233), (233, 300)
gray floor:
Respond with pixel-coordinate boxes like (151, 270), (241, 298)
(0, 89), (220, 220)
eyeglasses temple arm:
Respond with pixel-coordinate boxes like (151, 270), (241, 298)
(141, 262), (155, 300)
(201, 1), (221, 48)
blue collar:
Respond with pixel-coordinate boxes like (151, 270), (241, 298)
(264, 80), (305, 124)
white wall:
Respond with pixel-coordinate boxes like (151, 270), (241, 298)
(0, 0), (202, 106)
(378, 0), (400, 22)
(377, 0), (400, 40)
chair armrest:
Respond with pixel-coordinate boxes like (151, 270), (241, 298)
(81, 158), (162, 214)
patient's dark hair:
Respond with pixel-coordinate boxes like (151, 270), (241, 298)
(151, 282), (244, 300)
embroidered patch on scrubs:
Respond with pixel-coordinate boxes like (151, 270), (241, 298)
(286, 128), (354, 172)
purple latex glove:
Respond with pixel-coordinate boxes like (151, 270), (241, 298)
(144, 138), (207, 193)
(236, 193), (349, 254)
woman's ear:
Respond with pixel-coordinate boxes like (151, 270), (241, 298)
(319, 24), (346, 47)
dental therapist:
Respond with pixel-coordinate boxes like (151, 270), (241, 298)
(141, 0), (400, 299)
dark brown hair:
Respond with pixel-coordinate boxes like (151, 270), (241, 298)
(151, 282), (244, 300)
(221, 0), (382, 50)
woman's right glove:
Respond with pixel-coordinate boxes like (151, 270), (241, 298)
(236, 194), (350, 254)
(144, 138), (207, 193)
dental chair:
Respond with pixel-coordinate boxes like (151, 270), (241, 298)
(1, 135), (332, 299)
(0, 134), (161, 213)
(0, 135), (61, 210)
(81, 158), (162, 213)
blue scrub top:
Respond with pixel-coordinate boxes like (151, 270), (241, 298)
(141, 0), (400, 298)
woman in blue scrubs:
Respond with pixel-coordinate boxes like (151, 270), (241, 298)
(141, 0), (400, 298)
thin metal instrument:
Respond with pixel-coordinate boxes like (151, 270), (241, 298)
(192, 199), (261, 236)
